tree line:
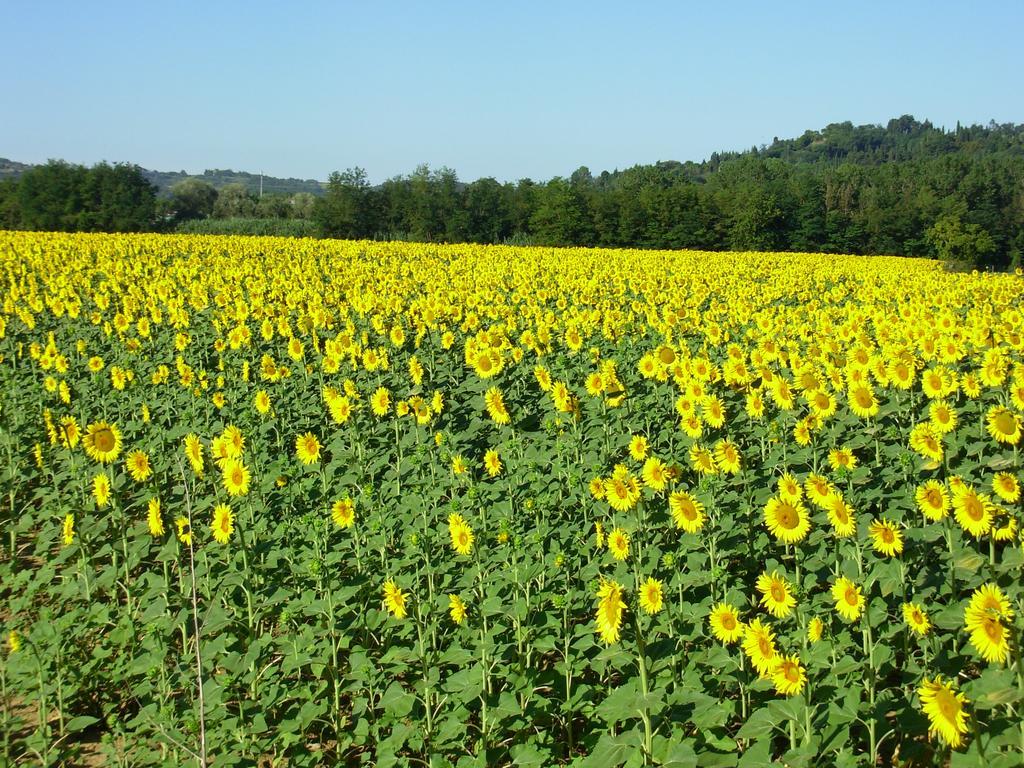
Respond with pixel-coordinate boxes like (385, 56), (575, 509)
(1, 116), (1021, 269)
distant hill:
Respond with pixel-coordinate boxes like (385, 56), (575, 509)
(0, 158), (325, 197)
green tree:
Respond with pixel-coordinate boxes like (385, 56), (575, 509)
(168, 178), (218, 221)
(925, 214), (996, 269)
(212, 183), (256, 218)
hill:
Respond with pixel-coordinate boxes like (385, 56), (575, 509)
(0, 158), (325, 196)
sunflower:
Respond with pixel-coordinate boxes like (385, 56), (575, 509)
(928, 400), (957, 434)
(701, 395), (725, 428)
(448, 594), (467, 625)
(221, 425), (245, 459)
(121, 449), (150, 483)
(607, 527), (630, 560)
(370, 387), (391, 416)
(59, 416), (80, 449)
(756, 571), (796, 619)
(604, 472), (639, 512)
(448, 513), (475, 555)
(777, 473), (802, 503)
(211, 503), (234, 545)
(92, 473), (111, 508)
(254, 389), (271, 415)
(902, 602), (931, 637)
(847, 384), (879, 419)
(807, 617), (824, 643)
(831, 577), (864, 622)
(451, 455), (467, 476)
(714, 439), (741, 474)
(147, 497), (164, 537)
(628, 434), (648, 461)
(742, 618), (777, 678)
(708, 603), (743, 644)
(484, 449), (502, 478)
(594, 521), (605, 549)
(383, 579), (407, 619)
(295, 432), (321, 465)
(534, 365), (552, 391)
(824, 492), (856, 538)
(804, 474), (834, 509)
(771, 655), (807, 696)
(918, 676), (969, 749)
(669, 490), (705, 533)
(689, 443), (718, 475)
(828, 447), (857, 472)
(764, 496), (811, 544)
(868, 518), (903, 556)
(953, 487), (994, 538)
(176, 516), (192, 546)
(331, 498), (355, 529)
(992, 472), (1020, 504)
(915, 480), (949, 522)
(986, 406), (1022, 445)
(184, 434), (204, 476)
(641, 457), (668, 491)
(471, 349), (503, 379)
(83, 420), (122, 463)
(745, 390), (766, 419)
(222, 459), (250, 497)
(993, 517), (1017, 542)
(909, 422), (944, 462)
(595, 579), (626, 644)
(484, 386), (511, 426)
(973, 582), (1012, 614)
(680, 415), (703, 439)
(62, 513), (75, 545)
(638, 578), (664, 615)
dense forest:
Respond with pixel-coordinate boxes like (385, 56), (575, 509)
(1, 116), (1022, 269)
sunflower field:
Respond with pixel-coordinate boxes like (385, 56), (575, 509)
(1, 230), (1024, 767)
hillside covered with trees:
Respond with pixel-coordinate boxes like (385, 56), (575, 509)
(1, 116), (1021, 269)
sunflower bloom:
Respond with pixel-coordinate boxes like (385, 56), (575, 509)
(383, 579), (407, 619)
(638, 578), (664, 615)
(742, 618), (777, 678)
(771, 655), (807, 696)
(184, 434), (204, 476)
(125, 450), (152, 482)
(764, 496), (811, 544)
(607, 527), (630, 560)
(294, 432), (321, 464)
(62, 514), (75, 545)
(902, 602), (931, 637)
(953, 487), (994, 538)
(331, 498), (355, 529)
(868, 518), (903, 557)
(831, 577), (864, 622)
(669, 490), (705, 533)
(448, 594), (467, 625)
(147, 497), (164, 536)
(448, 513), (474, 556)
(756, 571), (796, 619)
(918, 676), (969, 749)
(595, 579), (626, 644)
(83, 420), (122, 463)
(211, 504), (234, 544)
(986, 406), (1021, 445)
(708, 603), (743, 644)
(222, 458), (251, 497)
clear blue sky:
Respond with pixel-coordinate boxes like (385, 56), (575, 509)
(3, 1), (1021, 184)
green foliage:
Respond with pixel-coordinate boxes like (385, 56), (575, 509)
(926, 214), (997, 270)
(174, 217), (319, 237)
